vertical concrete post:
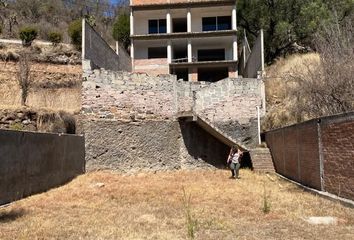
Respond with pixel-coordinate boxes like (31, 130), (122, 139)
(232, 5), (237, 30)
(187, 8), (192, 32)
(187, 39), (192, 62)
(81, 18), (86, 60)
(233, 35), (238, 61)
(257, 106), (261, 145)
(167, 40), (172, 63)
(130, 10), (134, 35)
(115, 41), (119, 55)
(318, 120), (325, 191)
(131, 40), (135, 70)
(167, 10), (172, 33)
(260, 29), (265, 72)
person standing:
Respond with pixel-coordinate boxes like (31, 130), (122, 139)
(227, 146), (243, 179)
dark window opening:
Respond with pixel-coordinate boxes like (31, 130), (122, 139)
(148, 47), (167, 59)
(198, 49), (225, 61)
(202, 16), (232, 31)
(173, 48), (188, 62)
(198, 67), (229, 82)
(218, 16), (232, 30)
(173, 18), (187, 33)
(202, 17), (217, 31)
(148, 19), (167, 34)
(174, 68), (189, 81)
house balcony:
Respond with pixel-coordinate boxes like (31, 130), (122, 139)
(130, 5), (237, 37)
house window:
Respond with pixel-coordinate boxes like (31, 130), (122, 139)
(202, 16), (232, 31)
(148, 47), (167, 59)
(148, 19), (167, 34)
(198, 49), (225, 61)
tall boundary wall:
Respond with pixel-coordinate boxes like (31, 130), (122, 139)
(82, 20), (132, 72)
(265, 112), (354, 201)
(0, 130), (85, 205)
(81, 61), (267, 171)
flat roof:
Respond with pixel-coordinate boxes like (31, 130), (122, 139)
(131, 0), (235, 11)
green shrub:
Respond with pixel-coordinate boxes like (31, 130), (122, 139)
(68, 19), (82, 50)
(48, 31), (62, 45)
(9, 123), (24, 131)
(112, 13), (130, 50)
(19, 26), (38, 46)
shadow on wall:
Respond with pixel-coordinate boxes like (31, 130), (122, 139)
(179, 120), (254, 169)
(179, 120), (231, 168)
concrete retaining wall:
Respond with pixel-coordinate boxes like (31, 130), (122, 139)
(0, 130), (85, 205)
(265, 112), (354, 200)
(83, 20), (131, 72)
(81, 119), (229, 171)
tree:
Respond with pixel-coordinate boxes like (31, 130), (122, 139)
(68, 19), (82, 50)
(237, 0), (353, 63)
(112, 13), (130, 50)
(19, 26), (38, 46)
(17, 52), (32, 106)
(48, 31), (63, 45)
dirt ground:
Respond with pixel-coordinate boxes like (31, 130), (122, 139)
(0, 169), (353, 240)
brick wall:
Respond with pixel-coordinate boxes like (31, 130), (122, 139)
(265, 112), (354, 201)
(265, 120), (321, 190)
(321, 114), (354, 200)
(134, 58), (169, 76)
(195, 78), (265, 148)
(82, 63), (266, 170)
(82, 65), (177, 120)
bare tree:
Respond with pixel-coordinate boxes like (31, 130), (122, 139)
(287, 18), (354, 120)
(17, 52), (32, 106)
(263, 17), (354, 130)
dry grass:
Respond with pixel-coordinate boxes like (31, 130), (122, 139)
(1, 170), (353, 240)
(263, 53), (321, 130)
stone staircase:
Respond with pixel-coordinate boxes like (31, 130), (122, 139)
(177, 111), (275, 172)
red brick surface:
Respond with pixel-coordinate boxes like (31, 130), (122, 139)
(322, 120), (354, 200)
(134, 59), (169, 76)
(265, 120), (321, 190)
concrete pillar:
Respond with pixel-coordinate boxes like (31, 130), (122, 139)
(167, 10), (171, 33)
(187, 8), (192, 32)
(131, 40), (135, 71)
(81, 19), (86, 60)
(130, 40), (134, 59)
(188, 67), (198, 82)
(233, 35), (238, 61)
(228, 65), (238, 78)
(115, 41), (119, 55)
(167, 40), (172, 63)
(232, 5), (237, 30)
(187, 39), (192, 62)
(130, 10), (134, 35)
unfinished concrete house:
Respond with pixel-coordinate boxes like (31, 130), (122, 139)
(80, 0), (273, 173)
(130, 0), (238, 81)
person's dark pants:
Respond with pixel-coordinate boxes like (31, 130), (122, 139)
(230, 162), (241, 178)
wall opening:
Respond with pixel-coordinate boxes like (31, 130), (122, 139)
(198, 49), (225, 61)
(173, 18), (187, 33)
(198, 67), (228, 82)
(148, 47), (167, 59)
(174, 68), (189, 81)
